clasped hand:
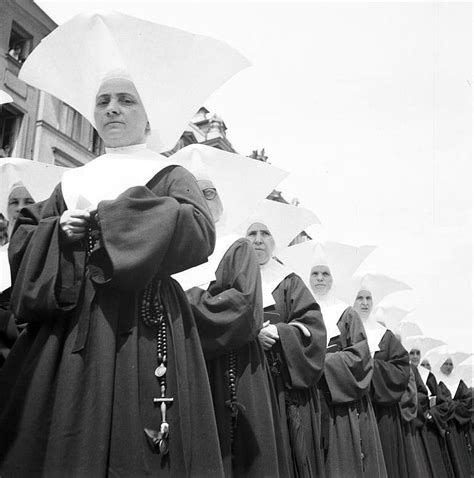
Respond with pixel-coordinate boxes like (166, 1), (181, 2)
(258, 320), (279, 350)
(59, 206), (97, 244)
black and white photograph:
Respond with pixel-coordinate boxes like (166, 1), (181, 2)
(0, 1), (472, 476)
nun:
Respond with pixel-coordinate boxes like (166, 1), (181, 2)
(350, 273), (412, 478)
(245, 200), (326, 478)
(403, 337), (452, 478)
(0, 159), (66, 367)
(0, 11), (249, 477)
(172, 146), (290, 477)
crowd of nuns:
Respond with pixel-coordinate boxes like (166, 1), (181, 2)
(0, 10), (472, 478)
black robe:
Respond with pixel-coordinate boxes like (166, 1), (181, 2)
(370, 329), (411, 478)
(187, 238), (290, 478)
(452, 382), (474, 477)
(425, 377), (456, 478)
(444, 380), (472, 478)
(319, 307), (386, 478)
(0, 166), (225, 477)
(264, 273), (327, 478)
(411, 365), (448, 478)
(399, 366), (433, 478)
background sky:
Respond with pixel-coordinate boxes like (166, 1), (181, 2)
(38, 1), (472, 352)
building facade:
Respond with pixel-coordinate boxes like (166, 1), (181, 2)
(1, 0), (102, 166)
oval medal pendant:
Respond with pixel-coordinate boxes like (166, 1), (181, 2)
(155, 364), (167, 378)
(159, 438), (169, 455)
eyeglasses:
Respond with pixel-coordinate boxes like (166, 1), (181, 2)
(202, 188), (217, 200)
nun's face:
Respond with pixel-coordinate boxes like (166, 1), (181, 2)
(7, 185), (34, 224)
(246, 222), (275, 265)
(94, 78), (149, 148)
(421, 359), (431, 371)
(409, 348), (421, 366)
(198, 179), (223, 223)
(310, 265), (333, 297)
(353, 289), (373, 320)
(440, 358), (453, 376)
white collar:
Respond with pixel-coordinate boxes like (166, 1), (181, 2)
(417, 364), (431, 385)
(313, 292), (348, 345)
(104, 143), (148, 154)
(61, 145), (175, 209)
(260, 258), (293, 308)
(362, 314), (386, 357)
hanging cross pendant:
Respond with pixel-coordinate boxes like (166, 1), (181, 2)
(153, 396), (174, 455)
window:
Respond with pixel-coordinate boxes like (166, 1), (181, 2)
(0, 105), (23, 157)
(59, 103), (82, 141)
(52, 147), (83, 168)
(58, 102), (104, 154)
(8, 22), (32, 64)
(91, 129), (104, 156)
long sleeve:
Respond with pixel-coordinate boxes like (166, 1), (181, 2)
(186, 238), (263, 359)
(271, 274), (327, 390)
(399, 367), (418, 422)
(426, 372), (438, 396)
(428, 381), (456, 435)
(453, 380), (473, 426)
(371, 330), (411, 405)
(9, 186), (86, 323)
(88, 166), (215, 290)
(324, 308), (373, 403)
(412, 366), (430, 428)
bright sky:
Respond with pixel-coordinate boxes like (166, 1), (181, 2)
(37, 1), (472, 353)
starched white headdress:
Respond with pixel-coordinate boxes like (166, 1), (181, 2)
(402, 334), (446, 358)
(341, 272), (412, 307)
(398, 319), (423, 341)
(277, 240), (376, 296)
(424, 345), (471, 394)
(372, 305), (410, 332)
(0, 158), (66, 219)
(0, 158), (67, 292)
(19, 11), (250, 153)
(170, 144), (288, 237)
(238, 200), (320, 254)
(457, 355), (474, 388)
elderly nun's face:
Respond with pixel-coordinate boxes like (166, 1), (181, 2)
(246, 222), (275, 266)
(7, 184), (34, 237)
(198, 179), (223, 223)
(94, 78), (149, 148)
(440, 358), (454, 376)
(409, 348), (421, 366)
(310, 265), (333, 297)
(353, 289), (373, 320)
(7, 185), (34, 224)
(420, 359), (431, 371)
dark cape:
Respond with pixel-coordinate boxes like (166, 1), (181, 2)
(399, 365), (433, 478)
(0, 166), (225, 478)
(444, 380), (472, 478)
(264, 273), (327, 478)
(318, 307), (386, 478)
(410, 365), (450, 478)
(186, 238), (290, 478)
(425, 376), (456, 478)
(452, 381), (474, 477)
(370, 329), (411, 478)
